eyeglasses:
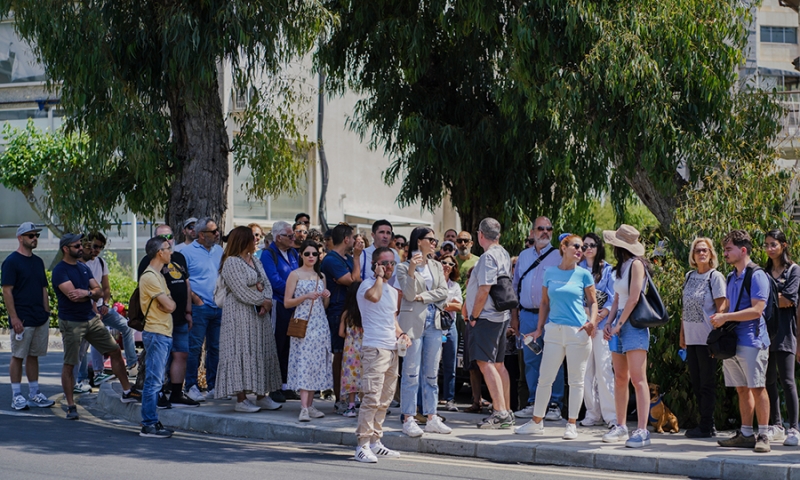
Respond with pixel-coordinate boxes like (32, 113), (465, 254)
(302, 251), (320, 257)
(456, 238), (470, 244)
(201, 229), (219, 235)
(583, 243), (597, 249)
(23, 233), (41, 239)
(524, 238), (535, 245)
(160, 234), (174, 240)
(421, 237), (438, 245)
(536, 226), (554, 232)
(694, 248), (709, 254)
(92, 244), (105, 250)
(376, 260), (396, 267)
(441, 261), (456, 267)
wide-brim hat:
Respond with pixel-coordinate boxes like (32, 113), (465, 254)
(603, 224), (645, 257)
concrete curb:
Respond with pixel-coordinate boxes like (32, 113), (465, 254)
(95, 384), (800, 479)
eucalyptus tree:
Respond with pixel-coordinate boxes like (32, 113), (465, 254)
(1, 1), (328, 234)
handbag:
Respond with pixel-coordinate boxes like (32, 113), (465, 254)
(287, 278), (320, 339)
(489, 275), (519, 312)
(706, 322), (738, 359)
(627, 262), (669, 329)
(433, 303), (454, 331)
(213, 275), (227, 307)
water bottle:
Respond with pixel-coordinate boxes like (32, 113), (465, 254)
(15, 331), (23, 341)
(397, 338), (407, 357)
(678, 348), (687, 362)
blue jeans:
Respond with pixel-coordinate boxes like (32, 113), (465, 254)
(401, 305), (442, 417)
(141, 331), (172, 427)
(441, 319), (458, 401)
(520, 310), (564, 408)
(90, 309), (139, 371)
(186, 304), (221, 390)
(74, 340), (90, 382)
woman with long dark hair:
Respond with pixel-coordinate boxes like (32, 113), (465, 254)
(763, 229), (800, 445)
(284, 240), (333, 422)
(601, 225), (652, 448)
(578, 232), (616, 427)
(216, 226), (282, 413)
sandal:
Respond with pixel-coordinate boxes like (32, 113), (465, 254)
(464, 404), (482, 414)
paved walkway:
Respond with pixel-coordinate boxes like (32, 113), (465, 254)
(94, 384), (800, 479)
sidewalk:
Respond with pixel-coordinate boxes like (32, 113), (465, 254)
(95, 383), (800, 479)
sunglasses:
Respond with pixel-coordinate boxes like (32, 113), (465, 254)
(456, 238), (470, 244)
(376, 260), (396, 267)
(421, 237), (438, 245)
(694, 248), (709, 254)
(395, 242), (406, 248)
(294, 230), (307, 234)
(577, 244), (590, 251)
(441, 261), (456, 267)
(24, 233), (41, 239)
(302, 251), (320, 257)
(583, 243), (597, 249)
(536, 226), (554, 232)
(525, 238), (535, 245)
(68, 243), (82, 249)
(185, 224), (196, 230)
(160, 234), (174, 240)
(278, 233), (295, 239)
(201, 229), (219, 235)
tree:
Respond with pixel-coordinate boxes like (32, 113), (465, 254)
(318, 0), (782, 235)
(1, 2), (327, 235)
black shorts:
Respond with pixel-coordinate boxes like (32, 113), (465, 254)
(468, 318), (507, 364)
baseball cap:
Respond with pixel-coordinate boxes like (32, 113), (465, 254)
(59, 233), (84, 249)
(183, 217), (198, 229)
(440, 240), (455, 250)
(16, 222), (42, 236)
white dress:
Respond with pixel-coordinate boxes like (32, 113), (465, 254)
(287, 278), (333, 391)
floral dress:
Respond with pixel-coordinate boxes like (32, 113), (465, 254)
(340, 323), (363, 397)
(287, 278), (333, 391)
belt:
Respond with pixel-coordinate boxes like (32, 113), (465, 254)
(520, 307), (539, 314)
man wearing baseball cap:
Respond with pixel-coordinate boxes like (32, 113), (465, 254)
(2, 222), (54, 410)
(174, 217), (198, 253)
(53, 233), (140, 420)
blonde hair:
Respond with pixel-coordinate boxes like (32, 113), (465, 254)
(559, 234), (583, 255)
(688, 237), (719, 269)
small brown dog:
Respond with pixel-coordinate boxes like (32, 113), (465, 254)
(648, 384), (679, 433)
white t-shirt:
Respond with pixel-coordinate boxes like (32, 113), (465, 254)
(357, 277), (399, 350)
(389, 262), (433, 291)
(84, 257), (109, 307)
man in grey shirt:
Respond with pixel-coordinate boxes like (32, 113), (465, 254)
(466, 217), (514, 429)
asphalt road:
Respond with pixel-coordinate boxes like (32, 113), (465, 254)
(0, 352), (689, 480)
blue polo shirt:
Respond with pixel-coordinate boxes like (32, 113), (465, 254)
(727, 267), (770, 349)
(182, 240), (223, 307)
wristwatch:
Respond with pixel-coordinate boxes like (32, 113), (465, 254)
(469, 315), (478, 323)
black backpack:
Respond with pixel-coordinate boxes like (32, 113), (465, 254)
(738, 263), (780, 340)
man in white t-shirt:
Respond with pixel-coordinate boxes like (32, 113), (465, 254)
(355, 247), (410, 463)
(360, 220), (402, 280)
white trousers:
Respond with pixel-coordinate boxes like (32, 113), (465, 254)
(582, 332), (617, 424)
(532, 323), (592, 420)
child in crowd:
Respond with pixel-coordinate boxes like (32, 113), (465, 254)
(339, 281), (364, 417)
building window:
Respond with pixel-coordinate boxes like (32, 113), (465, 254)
(232, 163), (307, 222)
(761, 26), (798, 44)
(0, 23), (47, 84)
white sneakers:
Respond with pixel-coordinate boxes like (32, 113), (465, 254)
(784, 428), (800, 446)
(355, 442), (401, 464)
(403, 418), (424, 437)
(515, 419), (544, 435)
(299, 406), (325, 422)
(767, 425), (786, 442)
(299, 408), (311, 422)
(255, 396), (282, 410)
(603, 424), (629, 443)
(424, 415), (452, 434)
(514, 404), (535, 417)
(563, 423), (578, 440)
(186, 385), (206, 402)
(544, 403), (562, 421)
(578, 416), (605, 427)
(234, 399), (260, 413)
(355, 445), (378, 463)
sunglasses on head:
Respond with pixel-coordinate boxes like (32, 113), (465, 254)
(24, 233), (41, 239)
(302, 251), (320, 257)
(536, 226), (554, 232)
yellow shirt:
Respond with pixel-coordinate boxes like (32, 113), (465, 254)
(140, 266), (173, 336)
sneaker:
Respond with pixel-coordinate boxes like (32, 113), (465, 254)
(66, 405), (79, 420)
(169, 392), (201, 408)
(754, 433), (771, 453)
(126, 362), (139, 378)
(685, 426), (713, 438)
(186, 385), (207, 402)
(515, 419), (544, 435)
(445, 400), (459, 412)
(334, 400), (349, 415)
(403, 418), (424, 437)
(544, 403), (562, 421)
(563, 423), (578, 440)
(269, 390), (286, 403)
(140, 421), (173, 438)
(308, 405), (325, 418)
(157, 393), (172, 410)
(207, 388), (230, 400)
(579, 416), (604, 427)
(717, 430), (756, 448)
(370, 441), (401, 458)
(299, 407), (311, 422)
(425, 415), (452, 434)
(27, 392), (54, 408)
(121, 388), (142, 403)
(255, 396), (282, 411)
(11, 393), (29, 411)
(234, 400), (261, 413)
(478, 411), (513, 430)
(93, 372), (115, 385)
(785, 428), (800, 446)
(343, 407), (358, 418)
(514, 404), (535, 417)
(767, 425), (786, 442)
(73, 380), (92, 394)
(603, 424), (629, 443)
(625, 428), (651, 448)
(355, 445), (378, 463)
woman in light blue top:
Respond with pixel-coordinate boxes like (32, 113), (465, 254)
(578, 232), (616, 427)
(515, 234), (597, 440)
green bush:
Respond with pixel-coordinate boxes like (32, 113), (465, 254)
(0, 251), (137, 328)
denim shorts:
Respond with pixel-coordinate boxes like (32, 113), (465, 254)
(611, 311), (650, 354)
(171, 323), (189, 353)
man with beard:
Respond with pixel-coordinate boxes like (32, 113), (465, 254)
(359, 220), (401, 280)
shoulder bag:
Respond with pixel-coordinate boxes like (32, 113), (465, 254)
(213, 275), (227, 307)
(287, 277), (320, 338)
(627, 261), (669, 329)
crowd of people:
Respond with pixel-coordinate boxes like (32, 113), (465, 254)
(2, 213), (794, 457)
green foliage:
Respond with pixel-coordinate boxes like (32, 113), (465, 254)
(647, 155), (798, 429)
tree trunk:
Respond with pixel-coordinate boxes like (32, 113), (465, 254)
(317, 71), (330, 232)
(165, 78), (230, 241)
(623, 166), (685, 233)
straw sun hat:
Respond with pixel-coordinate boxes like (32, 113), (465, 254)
(602, 224), (645, 257)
